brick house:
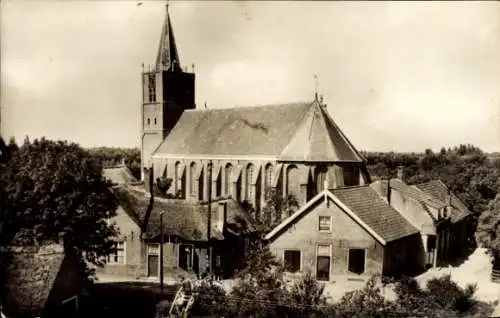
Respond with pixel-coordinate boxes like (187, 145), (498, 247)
(98, 185), (254, 279)
(0, 244), (82, 318)
(371, 168), (470, 270)
(264, 186), (421, 280)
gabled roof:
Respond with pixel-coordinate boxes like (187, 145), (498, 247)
(265, 186), (419, 245)
(152, 101), (364, 162)
(155, 5), (181, 72)
(103, 166), (139, 185)
(0, 244), (66, 317)
(112, 186), (255, 241)
(379, 179), (447, 210)
(415, 180), (471, 223)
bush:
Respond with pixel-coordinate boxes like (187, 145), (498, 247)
(190, 280), (229, 317)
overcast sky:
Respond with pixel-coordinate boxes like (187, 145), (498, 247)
(1, 1), (499, 152)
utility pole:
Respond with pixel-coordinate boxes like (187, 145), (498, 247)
(160, 211), (165, 292)
(207, 160), (213, 276)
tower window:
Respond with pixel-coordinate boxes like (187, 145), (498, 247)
(148, 74), (156, 103)
(154, 118), (157, 125)
(147, 118), (150, 125)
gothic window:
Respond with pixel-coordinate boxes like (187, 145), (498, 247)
(245, 164), (254, 204)
(189, 162), (197, 196)
(264, 164), (273, 192)
(286, 165), (299, 199)
(343, 166), (360, 187)
(175, 162), (182, 194)
(315, 165), (328, 194)
(148, 74), (156, 103)
(224, 163), (233, 196)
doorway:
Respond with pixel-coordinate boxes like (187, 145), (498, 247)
(179, 244), (194, 272)
(348, 249), (366, 274)
(147, 243), (160, 277)
(316, 244), (331, 281)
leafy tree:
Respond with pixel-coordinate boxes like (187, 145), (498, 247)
(87, 146), (141, 180)
(288, 270), (328, 316)
(190, 280), (229, 317)
(0, 138), (119, 283)
(236, 238), (280, 279)
(332, 275), (397, 318)
(476, 192), (500, 263)
(229, 267), (293, 317)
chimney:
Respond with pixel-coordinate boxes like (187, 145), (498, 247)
(396, 166), (404, 182)
(386, 178), (392, 205)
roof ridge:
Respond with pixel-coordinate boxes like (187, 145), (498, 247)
(330, 184), (371, 191)
(185, 101), (314, 112)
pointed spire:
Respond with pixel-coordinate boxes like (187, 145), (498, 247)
(156, 1), (181, 72)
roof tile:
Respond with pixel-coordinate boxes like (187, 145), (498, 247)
(331, 186), (420, 242)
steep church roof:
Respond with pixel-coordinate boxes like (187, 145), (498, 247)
(155, 4), (181, 72)
(152, 100), (364, 162)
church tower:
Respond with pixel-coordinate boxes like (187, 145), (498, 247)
(141, 4), (195, 180)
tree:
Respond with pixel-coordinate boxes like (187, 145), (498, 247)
(0, 138), (119, 283)
(476, 192), (500, 263)
(229, 267), (293, 317)
(288, 270), (328, 316)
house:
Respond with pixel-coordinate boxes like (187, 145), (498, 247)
(370, 167), (471, 270)
(140, 5), (372, 220)
(0, 244), (82, 318)
(264, 185), (421, 280)
(97, 185), (254, 280)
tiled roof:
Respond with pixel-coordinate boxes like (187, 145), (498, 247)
(415, 180), (471, 223)
(381, 179), (447, 210)
(103, 166), (138, 185)
(0, 244), (65, 317)
(112, 186), (254, 241)
(331, 186), (420, 242)
(152, 101), (364, 162)
(266, 187), (419, 244)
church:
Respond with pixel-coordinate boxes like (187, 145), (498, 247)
(100, 5), (471, 281)
(141, 6), (372, 215)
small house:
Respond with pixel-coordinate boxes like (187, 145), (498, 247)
(265, 185), (421, 280)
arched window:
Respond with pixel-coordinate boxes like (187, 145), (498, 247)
(224, 163), (233, 196)
(315, 165), (328, 194)
(286, 165), (299, 199)
(264, 164), (273, 192)
(147, 118), (150, 125)
(245, 164), (254, 203)
(189, 162), (197, 195)
(175, 161), (182, 193)
(154, 118), (157, 125)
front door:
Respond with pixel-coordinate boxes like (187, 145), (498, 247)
(148, 255), (159, 277)
(316, 244), (331, 281)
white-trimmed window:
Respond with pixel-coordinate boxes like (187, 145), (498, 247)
(319, 216), (332, 232)
(107, 241), (126, 265)
(284, 250), (301, 273)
